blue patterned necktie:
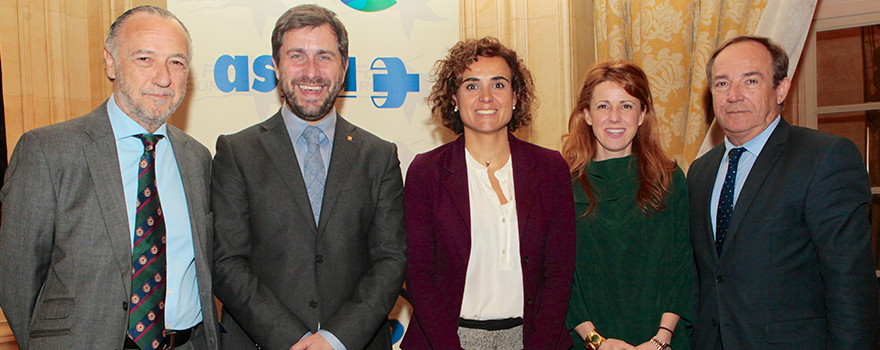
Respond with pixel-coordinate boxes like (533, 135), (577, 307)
(129, 134), (167, 350)
(715, 147), (745, 257)
(302, 126), (326, 225)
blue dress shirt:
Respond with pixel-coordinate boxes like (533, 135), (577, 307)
(281, 104), (346, 350)
(107, 95), (202, 330)
(710, 116), (781, 238)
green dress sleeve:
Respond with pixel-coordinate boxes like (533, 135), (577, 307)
(566, 180), (592, 349)
(661, 167), (694, 347)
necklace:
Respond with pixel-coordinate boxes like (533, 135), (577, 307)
(471, 148), (507, 167)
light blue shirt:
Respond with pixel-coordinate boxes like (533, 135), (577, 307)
(107, 95), (202, 330)
(710, 116), (781, 238)
(281, 104), (346, 350)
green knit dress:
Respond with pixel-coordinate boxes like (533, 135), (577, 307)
(566, 155), (692, 349)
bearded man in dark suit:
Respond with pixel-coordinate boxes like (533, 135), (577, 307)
(211, 4), (406, 350)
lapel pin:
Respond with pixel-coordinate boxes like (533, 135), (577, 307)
(347, 136), (353, 141)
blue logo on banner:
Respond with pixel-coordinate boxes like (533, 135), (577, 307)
(214, 55), (277, 93)
(344, 57), (357, 93)
(340, 0), (397, 12)
(371, 57), (419, 109)
(212, 55), (418, 109)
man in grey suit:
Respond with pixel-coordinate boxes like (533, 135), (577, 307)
(0, 5), (218, 350)
(689, 35), (879, 349)
(211, 4), (406, 350)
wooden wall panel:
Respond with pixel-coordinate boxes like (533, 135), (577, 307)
(0, 307), (15, 350)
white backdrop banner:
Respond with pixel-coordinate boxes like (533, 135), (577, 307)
(167, 0), (459, 347)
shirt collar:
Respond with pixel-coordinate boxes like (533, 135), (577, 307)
(106, 93), (169, 140)
(281, 103), (337, 143)
(724, 115), (780, 158)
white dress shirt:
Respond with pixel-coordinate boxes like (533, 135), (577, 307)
(460, 151), (524, 320)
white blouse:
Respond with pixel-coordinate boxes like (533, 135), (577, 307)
(459, 150), (524, 320)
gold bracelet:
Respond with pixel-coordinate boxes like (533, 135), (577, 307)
(584, 329), (606, 350)
(651, 336), (671, 350)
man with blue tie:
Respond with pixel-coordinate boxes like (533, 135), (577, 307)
(0, 5), (218, 350)
(211, 4), (407, 350)
(688, 35), (879, 349)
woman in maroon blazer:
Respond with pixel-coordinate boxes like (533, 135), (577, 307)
(401, 37), (577, 350)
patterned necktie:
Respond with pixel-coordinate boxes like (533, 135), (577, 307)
(715, 147), (746, 257)
(302, 126), (326, 225)
(129, 134), (167, 350)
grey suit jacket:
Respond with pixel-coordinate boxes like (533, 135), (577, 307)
(211, 112), (407, 350)
(0, 100), (219, 350)
(688, 118), (879, 349)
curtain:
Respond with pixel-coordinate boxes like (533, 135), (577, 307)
(594, 0), (767, 169)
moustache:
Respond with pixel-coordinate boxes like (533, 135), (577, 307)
(141, 88), (175, 98)
(290, 76), (331, 87)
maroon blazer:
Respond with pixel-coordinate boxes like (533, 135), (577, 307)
(401, 134), (576, 350)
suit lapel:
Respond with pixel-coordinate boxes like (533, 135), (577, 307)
(81, 102), (133, 290)
(510, 135), (538, 243)
(317, 116), (357, 237)
(721, 120), (790, 260)
(167, 127), (207, 262)
(258, 113), (317, 232)
(441, 136), (471, 231)
(697, 145), (725, 264)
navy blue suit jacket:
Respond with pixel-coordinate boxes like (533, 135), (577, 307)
(688, 118), (879, 349)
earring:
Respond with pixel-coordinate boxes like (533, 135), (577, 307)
(513, 106), (516, 110)
(454, 106), (458, 112)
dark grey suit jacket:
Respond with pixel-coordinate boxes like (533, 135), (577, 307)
(211, 112), (407, 350)
(688, 118), (879, 349)
(0, 100), (219, 349)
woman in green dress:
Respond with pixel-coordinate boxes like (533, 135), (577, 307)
(561, 61), (692, 350)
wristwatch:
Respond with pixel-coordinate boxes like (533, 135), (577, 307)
(584, 329), (606, 350)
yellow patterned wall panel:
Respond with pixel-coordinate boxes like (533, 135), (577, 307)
(594, 0), (766, 168)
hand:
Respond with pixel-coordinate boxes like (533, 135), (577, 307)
(289, 334), (333, 350)
(635, 340), (658, 350)
(598, 338), (637, 350)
